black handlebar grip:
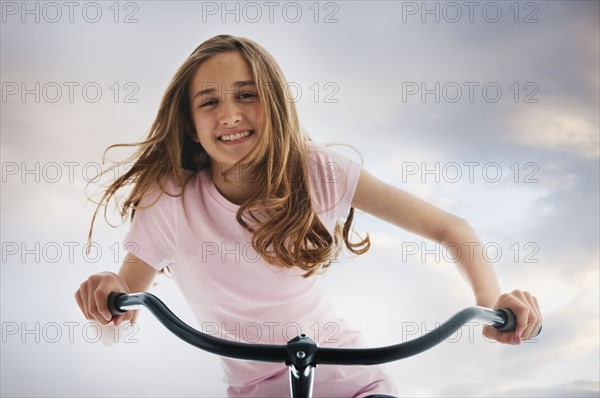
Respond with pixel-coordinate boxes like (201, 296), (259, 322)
(108, 292), (127, 316)
(494, 309), (517, 333)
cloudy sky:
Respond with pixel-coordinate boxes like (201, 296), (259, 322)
(1, 1), (598, 397)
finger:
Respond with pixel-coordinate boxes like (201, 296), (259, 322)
(512, 292), (531, 342)
(483, 325), (500, 342)
(530, 294), (542, 324)
(78, 283), (92, 320)
(483, 324), (517, 345)
(123, 310), (133, 323)
(113, 309), (134, 326)
(533, 295), (543, 333)
(95, 289), (113, 322)
(521, 291), (537, 334)
(482, 325), (494, 340)
(113, 314), (123, 326)
(88, 288), (109, 325)
(522, 292), (542, 339)
(497, 291), (529, 344)
(533, 299), (543, 337)
(74, 288), (83, 313)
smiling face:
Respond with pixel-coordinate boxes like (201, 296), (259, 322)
(189, 51), (265, 172)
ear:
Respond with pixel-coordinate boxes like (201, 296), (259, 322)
(188, 130), (199, 143)
(184, 118), (199, 143)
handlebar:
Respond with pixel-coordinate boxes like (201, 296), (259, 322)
(107, 292), (538, 398)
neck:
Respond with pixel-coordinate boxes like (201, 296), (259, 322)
(211, 162), (256, 205)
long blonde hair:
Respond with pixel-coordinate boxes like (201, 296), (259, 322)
(87, 35), (369, 277)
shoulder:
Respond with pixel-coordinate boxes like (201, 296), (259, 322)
(306, 139), (354, 161)
(136, 170), (194, 208)
(305, 139), (362, 185)
(304, 139), (362, 216)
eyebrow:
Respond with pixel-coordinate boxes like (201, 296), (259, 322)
(191, 80), (256, 101)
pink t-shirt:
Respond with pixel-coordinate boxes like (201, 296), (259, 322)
(124, 140), (398, 397)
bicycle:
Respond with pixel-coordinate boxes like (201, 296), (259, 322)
(108, 292), (539, 398)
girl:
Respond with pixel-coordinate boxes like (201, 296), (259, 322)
(75, 35), (542, 397)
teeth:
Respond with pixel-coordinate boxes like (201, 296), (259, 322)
(220, 130), (251, 142)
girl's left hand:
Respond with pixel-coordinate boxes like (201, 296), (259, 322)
(482, 289), (542, 345)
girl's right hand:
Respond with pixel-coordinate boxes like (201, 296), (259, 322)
(75, 272), (133, 326)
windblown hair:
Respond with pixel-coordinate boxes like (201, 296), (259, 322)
(87, 34), (370, 277)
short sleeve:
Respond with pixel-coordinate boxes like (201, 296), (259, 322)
(122, 181), (178, 271)
(307, 140), (362, 222)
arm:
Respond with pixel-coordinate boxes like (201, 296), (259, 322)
(75, 253), (158, 325)
(351, 168), (541, 344)
(117, 253), (158, 323)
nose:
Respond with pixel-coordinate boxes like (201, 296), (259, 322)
(218, 100), (242, 126)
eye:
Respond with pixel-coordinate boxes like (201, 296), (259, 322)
(239, 92), (258, 101)
(199, 99), (217, 108)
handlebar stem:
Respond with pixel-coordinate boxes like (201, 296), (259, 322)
(288, 364), (315, 398)
(286, 334), (318, 398)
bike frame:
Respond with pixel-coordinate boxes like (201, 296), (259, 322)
(108, 292), (521, 398)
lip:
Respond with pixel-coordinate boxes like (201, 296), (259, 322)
(217, 128), (253, 140)
(217, 129), (255, 145)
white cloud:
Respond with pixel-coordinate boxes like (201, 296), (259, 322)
(494, 380), (600, 398)
(510, 103), (599, 159)
(1, 1), (598, 396)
